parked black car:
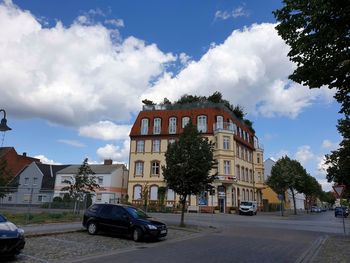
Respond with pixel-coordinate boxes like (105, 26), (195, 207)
(0, 214), (25, 257)
(334, 206), (349, 218)
(82, 204), (167, 241)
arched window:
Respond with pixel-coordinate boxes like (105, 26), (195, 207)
(167, 189), (175, 201)
(150, 185), (158, 200)
(141, 118), (148, 135)
(151, 161), (160, 176)
(182, 116), (190, 128)
(133, 185), (142, 200)
(169, 117), (177, 134)
(153, 118), (161, 134)
(216, 116), (223, 130)
(197, 115), (207, 133)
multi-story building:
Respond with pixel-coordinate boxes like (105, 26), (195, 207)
(128, 101), (265, 213)
(54, 160), (129, 204)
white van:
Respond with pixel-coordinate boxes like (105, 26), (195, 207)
(239, 201), (257, 216)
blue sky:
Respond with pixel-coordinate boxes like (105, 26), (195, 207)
(0, 0), (341, 191)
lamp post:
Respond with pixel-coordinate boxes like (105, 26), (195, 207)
(0, 109), (12, 147)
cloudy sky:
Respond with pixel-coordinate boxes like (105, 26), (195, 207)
(0, 0), (341, 191)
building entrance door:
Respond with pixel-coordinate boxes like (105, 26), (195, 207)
(219, 198), (225, 213)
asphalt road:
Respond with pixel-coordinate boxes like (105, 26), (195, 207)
(71, 211), (349, 263)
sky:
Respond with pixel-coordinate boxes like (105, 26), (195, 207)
(0, 0), (341, 191)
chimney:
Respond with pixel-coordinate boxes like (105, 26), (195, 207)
(23, 152), (27, 157)
(104, 159), (113, 165)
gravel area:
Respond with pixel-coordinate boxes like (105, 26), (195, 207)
(312, 235), (350, 263)
(12, 227), (200, 263)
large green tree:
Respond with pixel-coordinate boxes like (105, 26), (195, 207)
(162, 121), (216, 226)
(0, 159), (13, 198)
(298, 173), (322, 211)
(267, 156), (308, 215)
(274, 0), (350, 198)
(61, 158), (100, 213)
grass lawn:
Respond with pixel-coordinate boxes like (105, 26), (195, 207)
(1, 211), (82, 225)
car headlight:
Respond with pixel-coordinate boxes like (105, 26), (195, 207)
(146, 224), (157, 230)
(17, 228), (24, 238)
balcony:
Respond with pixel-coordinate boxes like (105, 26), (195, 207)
(213, 122), (236, 134)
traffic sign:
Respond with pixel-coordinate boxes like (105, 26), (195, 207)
(332, 185), (345, 198)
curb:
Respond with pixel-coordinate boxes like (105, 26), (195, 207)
(295, 235), (328, 263)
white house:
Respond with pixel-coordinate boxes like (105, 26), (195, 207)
(54, 160), (129, 204)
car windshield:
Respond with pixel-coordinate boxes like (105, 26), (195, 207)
(0, 215), (7, 223)
(125, 207), (150, 219)
(241, 202), (252, 206)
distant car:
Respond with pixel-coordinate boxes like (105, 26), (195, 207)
(83, 204), (167, 242)
(311, 206), (321, 213)
(334, 207), (349, 218)
(0, 214), (25, 257)
(239, 201), (257, 216)
(321, 208), (327, 212)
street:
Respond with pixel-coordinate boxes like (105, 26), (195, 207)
(13, 210), (348, 263)
(70, 211), (348, 263)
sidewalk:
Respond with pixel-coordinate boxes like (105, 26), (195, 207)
(21, 221), (83, 237)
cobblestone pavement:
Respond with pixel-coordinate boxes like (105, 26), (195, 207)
(312, 235), (350, 263)
(12, 227), (201, 263)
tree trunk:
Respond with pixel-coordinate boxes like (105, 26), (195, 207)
(180, 196), (187, 227)
(290, 188), (297, 215)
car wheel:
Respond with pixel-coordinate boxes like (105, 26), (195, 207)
(133, 228), (143, 242)
(87, 222), (98, 235)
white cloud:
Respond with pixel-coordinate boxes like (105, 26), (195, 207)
(79, 121), (131, 141)
(215, 6), (249, 20)
(0, 1), (175, 127)
(58, 139), (86, 148)
(96, 140), (130, 163)
(34, 154), (61, 165)
(143, 23), (334, 118)
(295, 145), (315, 164)
(105, 19), (124, 27)
(321, 139), (338, 150)
(271, 149), (290, 160)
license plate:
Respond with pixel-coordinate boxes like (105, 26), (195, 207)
(160, 230), (167, 234)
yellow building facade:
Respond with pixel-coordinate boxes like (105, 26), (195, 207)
(128, 102), (265, 213)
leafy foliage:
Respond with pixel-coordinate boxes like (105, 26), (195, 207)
(61, 158), (100, 213)
(274, 0), (350, 198)
(162, 121), (216, 226)
(0, 159), (14, 198)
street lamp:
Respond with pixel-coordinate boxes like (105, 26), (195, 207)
(0, 109), (12, 132)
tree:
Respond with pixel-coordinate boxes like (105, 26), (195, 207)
(162, 121), (216, 226)
(61, 158), (100, 214)
(157, 186), (167, 211)
(298, 173), (322, 212)
(0, 159), (14, 198)
(274, 0), (350, 198)
(267, 156), (308, 215)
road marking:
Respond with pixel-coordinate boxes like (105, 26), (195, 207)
(21, 253), (50, 263)
(295, 235), (328, 263)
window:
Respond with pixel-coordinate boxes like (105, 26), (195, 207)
(151, 161), (160, 176)
(61, 176), (71, 184)
(135, 161), (144, 176)
(134, 185), (142, 200)
(8, 195), (12, 202)
(250, 170), (253, 183)
(153, 118), (161, 134)
(98, 176), (103, 185)
(150, 185), (158, 200)
(257, 153), (260, 164)
(216, 116), (223, 129)
(136, 140), (145, 153)
(228, 120), (235, 132)
(224, 160), (230, 175)
(24, 177), (29, 185)
(168, 139), (175, 145)
(182, 116), (190, 128)
(197, 115), (207, 133)
(33, 177), (38, 185)
(23, 194), (31, 202)
(96, 193), (102, 202)
(241, 167), (245, 181)
(169, 117), (177, 134)
(236, 145), (240, 157)
(236, 165), (240, 180)
(141, 118), (149, 135)
(152, 139), (160, 153)
(223, 136), (230, 150)
(167, 189), (175, 201)
(38, 195), (45, 202)
(246, 168), (249, 182)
